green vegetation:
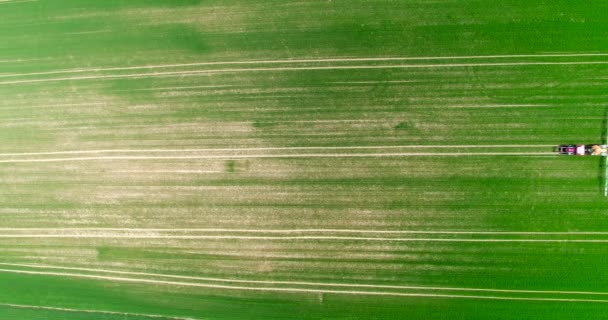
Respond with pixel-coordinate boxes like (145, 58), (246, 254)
(1, 0), (608, 319)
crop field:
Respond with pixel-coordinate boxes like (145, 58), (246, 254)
(2, 1), (608, 319)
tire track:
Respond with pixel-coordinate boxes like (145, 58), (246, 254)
(2, 52), (607, 79)
(0, 152), (556, 164)
(2, 262), (608, 297)
(0, 153), (555, 163)
(0, 145), (555, 157)
(0, 0), (37, 4)
(1, 268), (608, 303)
(0, 302), (195, 320)
(0, 235), (606, 242)
(0, 228), (604, 235)
(1, 61), (608, 85)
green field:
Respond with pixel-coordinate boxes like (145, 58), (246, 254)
(2, 1), (608, 319)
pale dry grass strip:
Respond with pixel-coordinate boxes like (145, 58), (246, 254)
(128, 85), (238, 91)
(111, 170), (223, 174)
(329, 80), (421, 84)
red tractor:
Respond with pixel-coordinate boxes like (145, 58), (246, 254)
(558, 144), (608, 156)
